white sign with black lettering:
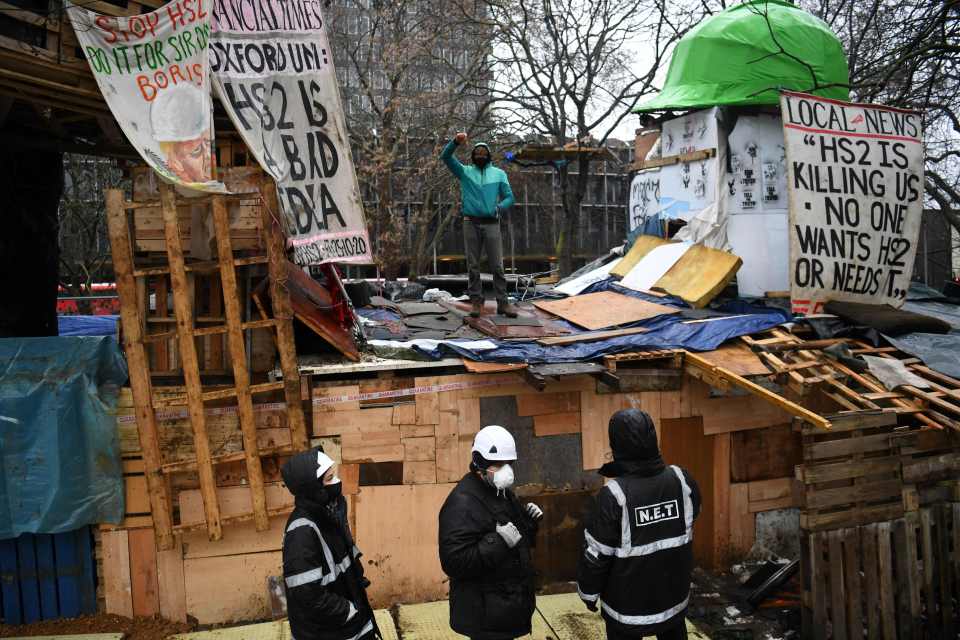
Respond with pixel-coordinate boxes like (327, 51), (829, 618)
(634, 499), (680, 527)
(781, 91), (924, 315)
(210, 0), (372, 265)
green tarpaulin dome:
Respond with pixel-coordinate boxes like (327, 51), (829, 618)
(637, 0), (849, 112)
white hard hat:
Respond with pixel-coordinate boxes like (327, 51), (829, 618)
(315, 451), (336, 479)
(472, 425), (517, 462)
(150, 83), (210, 142)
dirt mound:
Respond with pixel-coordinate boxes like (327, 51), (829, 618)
(0, 613), (195, 639)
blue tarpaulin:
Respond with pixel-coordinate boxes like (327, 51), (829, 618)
(57, 315), (119, 337)
(0, 337), (127, 539)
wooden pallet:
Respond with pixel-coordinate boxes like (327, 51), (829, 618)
(801, 504), (960, 640)
(797, 410), (960, 531)
(105, 172), (308, 549)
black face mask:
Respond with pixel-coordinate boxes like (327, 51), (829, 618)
(473, 154), (490, 168)
(324, 481), (343, 501)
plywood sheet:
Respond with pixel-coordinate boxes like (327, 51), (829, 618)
(533, 412), (581, 436)
(580, 391), (661, 470)
(533, 291), (679, 330)
(157, 537), (187, 623)
(184, 551), (282, 624)
(695, 343), (770, 377)
(354, 484), (455, 608)
(516, 392), (580, 417)
(400, 424), (435, 439)
(729, 483), (756, 559)
(182, 516), (287, 559)
(403, 436), (437, 461)
(314, 407), (395, 437)
(731, 424), (800, 482)
(392, 403), (417, 425)
(403, 460), (438, 485)
(101, 529), (133, 618)
(655, 243), (742, 308)
(415, 378), (440, 425)
(128, 528), (160, 618)
(610, 235), (673, 278)
(693, 384), (792, 435)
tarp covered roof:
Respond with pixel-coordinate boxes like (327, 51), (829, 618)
(637, 0), (849, 112)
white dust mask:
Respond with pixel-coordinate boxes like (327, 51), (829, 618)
(491, 464), (515, 491)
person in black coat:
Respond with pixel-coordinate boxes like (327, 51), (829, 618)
(577, 409), (701, 640)
(438, 425), (544, 640)
(281, 447), (380, 640)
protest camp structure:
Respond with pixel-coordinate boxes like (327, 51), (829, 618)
(0, 1), (958, 638)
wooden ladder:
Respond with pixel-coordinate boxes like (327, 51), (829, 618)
(106, 177), (308, 550)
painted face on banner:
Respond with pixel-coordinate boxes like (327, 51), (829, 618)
(165, 137), (212, 183)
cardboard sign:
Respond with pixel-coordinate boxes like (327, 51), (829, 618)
(67, 0), (223, 191)
(210, 0), (372, 265)
(781, 91), (924, 314)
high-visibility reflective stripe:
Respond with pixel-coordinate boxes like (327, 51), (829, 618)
(352, 545), (361, 558)
(584, 530), (618, 557)
(290, 617), (374, 640)
(285, 555), (352, 588)
(601, 594), (690, 626)
(605, 480), (631, 553)
(577, 586), (600, 603)
(671, 466), (694, 529)
(285, 518), (352, 588)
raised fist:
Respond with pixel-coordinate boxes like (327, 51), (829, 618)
(454, 132), (468, 145)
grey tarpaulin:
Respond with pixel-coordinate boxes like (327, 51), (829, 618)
(886, 332), (960, 380)
(862, 355), (931, 391)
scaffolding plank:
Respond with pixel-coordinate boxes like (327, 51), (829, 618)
(160, 181), (222, 541)
(105, 189), (174, 550)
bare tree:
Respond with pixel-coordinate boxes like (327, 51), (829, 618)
(802, 0), (960, 243)
(326, 0), (497, 278)
(58, 154), (126, 305)
(485, 0), (701, 276)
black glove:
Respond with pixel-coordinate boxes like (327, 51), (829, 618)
(584, 599), (598, 612)
(360, 577), (371, 589)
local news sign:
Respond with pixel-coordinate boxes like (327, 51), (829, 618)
(781, 91), (924, 314)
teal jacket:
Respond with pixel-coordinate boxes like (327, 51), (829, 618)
(441, 140), (515, 219)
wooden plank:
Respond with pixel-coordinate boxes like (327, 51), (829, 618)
(535, 326), (648, 346)
(392, 402), (416, 425)
(258, 179), (309, 451)
(399, 424), (435, 439)
(182, 516), (286, 560)
(435, 405), (461, 484)
(314, 407), (395, 436)
(533, 291), (679, 330)
(580, 390), (611, 471)
(877, 522), (897, 640)
(214, 195), (270, 532)
(516, 392), (580, 417)
(105, 189), (174, 550)
(828, 530), (848, 640)
(805, 479), (902, 510)
(902, 513), (922, 639)
(809, 532), (828, 640)
(403, 436), (436, 462)
(462, 359), (527, 373)
(34, 534), (58, 620)
(340, 463), (360, 495)
(353, 484), (455, 608)
(892, 518), (914, 640)
(128, 528), (160, 618)
(729, 483), (755, 558)
(101, 529), (133, 618)
(803, 431), (897, 461)
(184, 551), (282, 624)
(179, 483), (294, 526)
(861, 524), (881, 640)
(161, 181), (222, 542)
(801, 502), (904, 532)
(843, 527), (863, 640)
(313, 384), (361, 413)
(713, 433), (731, 567)
(920, 509), (935, 636)
(533, 412), (581, 436)
(697, 393), (793, 435)
(124, 475), (150, 514)
(731, 424), (800, 483)
(457, 397), (482, 436)
(341, 429), (404, 464)
(156, 537), (187, 623)
(797, 455), (901, 484)
(936, 506), (955, 636)
(747, 477), (796, 512)
(403, 460), (438, 485)
(414, 380), (440, 425)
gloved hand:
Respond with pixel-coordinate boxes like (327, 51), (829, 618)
(583, 599), (598, 612)
(455, 132), (467, 145)
(345, 601), (358, 622)
(525, 503), (544, 521)
(496, 521), (522, 548)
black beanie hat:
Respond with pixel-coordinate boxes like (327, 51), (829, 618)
(608, 409), (660, 461)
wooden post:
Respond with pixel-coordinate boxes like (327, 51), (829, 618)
(105, 189), (175, 551)
(258, 179), (309, 451)
(160, 181), (222, 541)
(212, 195), (270, 532)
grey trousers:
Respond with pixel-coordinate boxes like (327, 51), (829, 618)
(463, 216), (508, 304)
